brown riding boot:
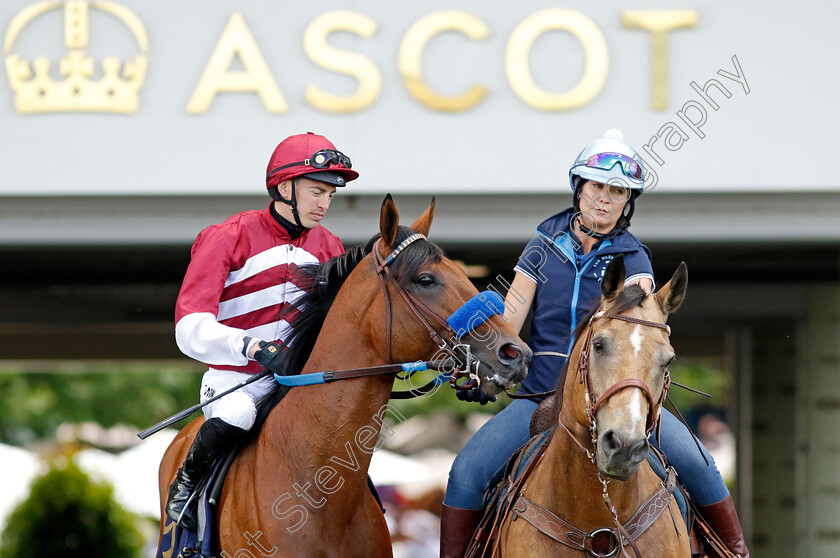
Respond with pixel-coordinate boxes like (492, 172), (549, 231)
(698, 494), (750, 558)
(440, 504), (483, 558)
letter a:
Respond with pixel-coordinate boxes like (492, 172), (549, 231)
(187, 13), (287, 114)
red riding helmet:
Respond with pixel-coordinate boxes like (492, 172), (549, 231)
(265, 132), (359, 189)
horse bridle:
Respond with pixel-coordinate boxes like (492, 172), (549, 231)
(563, 309), (673, 460)
(553, 308), (674, 558)
(372, 235), (486, 380)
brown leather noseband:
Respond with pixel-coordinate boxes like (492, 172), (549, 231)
(575, 310), (673, 449)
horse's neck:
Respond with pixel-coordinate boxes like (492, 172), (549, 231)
(261, 301), (395, 485)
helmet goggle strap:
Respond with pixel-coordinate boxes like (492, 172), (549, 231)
(575, 152), (644, 182)
(266, 149), (352, 181)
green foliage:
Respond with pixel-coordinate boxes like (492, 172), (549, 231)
(667, 361), (731, 415)
(0, 460), (144, 558)
(0, 363), (204, 445)
(389, 370), (511, 421)
(388, 361), (731, 424)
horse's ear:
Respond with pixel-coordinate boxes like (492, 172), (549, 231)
(601, 254), (626, 300)
(654, 262), (688, 314)
(410, 196), (435, 237)
(379, 194), (399, 249)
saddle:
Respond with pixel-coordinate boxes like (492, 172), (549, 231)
(466, 395), (733, 558)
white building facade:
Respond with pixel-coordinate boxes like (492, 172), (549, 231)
(1, 1), (838, 555)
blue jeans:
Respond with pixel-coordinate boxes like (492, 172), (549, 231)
(444, 400), (730, 509)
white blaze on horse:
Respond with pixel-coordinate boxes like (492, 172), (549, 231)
(491, 255), (691, 558)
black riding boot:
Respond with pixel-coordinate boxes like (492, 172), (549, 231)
(166, 418), (246, 529)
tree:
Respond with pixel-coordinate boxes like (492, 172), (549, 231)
(0, 460), (144, 558)
(0, 363), (204, 445)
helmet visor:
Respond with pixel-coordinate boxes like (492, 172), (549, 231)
(576, 152), (644, 181)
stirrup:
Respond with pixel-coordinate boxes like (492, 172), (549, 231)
(175, 490), (199, 530)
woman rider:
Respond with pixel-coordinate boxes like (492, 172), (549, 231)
(441, 130), (749, 558)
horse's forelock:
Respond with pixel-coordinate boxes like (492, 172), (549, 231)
(604, 284), (648, 316)
(374, 225), (443, 288)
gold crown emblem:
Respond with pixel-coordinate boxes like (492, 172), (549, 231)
(4, 1), (149, 114)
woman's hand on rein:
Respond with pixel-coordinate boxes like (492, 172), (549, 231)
(456, 386), (497, 405)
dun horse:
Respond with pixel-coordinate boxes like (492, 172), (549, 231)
(157, 196), (531, 557)
(494, 256), (691, 557)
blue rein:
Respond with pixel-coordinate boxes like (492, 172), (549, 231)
(274, 291), (505, 388)
(275, 360), (449, 387)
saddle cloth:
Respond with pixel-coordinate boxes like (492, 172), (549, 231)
(156, 459), (223, 558)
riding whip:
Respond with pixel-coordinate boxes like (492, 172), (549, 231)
(136, 369), (272, 439)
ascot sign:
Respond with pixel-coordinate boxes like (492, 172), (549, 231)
(4, 1), (698, 115)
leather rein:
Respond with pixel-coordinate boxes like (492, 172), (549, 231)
(274, 234), (501, 398)
(546, 309), (676, 558)
(565, 309), (672, 455)
(371, 235), (485, 394)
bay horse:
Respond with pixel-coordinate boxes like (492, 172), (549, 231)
(156, 196), (531, 557)
(494, 255), (691, 557)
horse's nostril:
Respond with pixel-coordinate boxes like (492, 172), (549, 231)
(602, 430), (622, 454)
(499, 343), (521, 362)
(630, 438), (649, 458)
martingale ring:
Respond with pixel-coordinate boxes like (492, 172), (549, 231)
(585, 527), (621, 558)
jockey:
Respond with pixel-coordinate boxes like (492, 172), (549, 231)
(166, 132), (356, 529)
(442, 130), (749, 558)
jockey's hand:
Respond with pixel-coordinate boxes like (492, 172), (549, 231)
(456, 386), (496, 405)
(254, 341), (290, 375)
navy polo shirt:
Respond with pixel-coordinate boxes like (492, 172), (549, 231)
(513, 208), (654, 396)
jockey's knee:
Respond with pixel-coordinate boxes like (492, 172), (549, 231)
(205, 391), (258, 431)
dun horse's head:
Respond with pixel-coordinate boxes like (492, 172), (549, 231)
(372, 195), (530, 394)
(571, 255), (687, 480)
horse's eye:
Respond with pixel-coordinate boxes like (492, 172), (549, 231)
(663, 355), (675, 369)
(415, 274), (436, 287)
(592, 340), (604, 353)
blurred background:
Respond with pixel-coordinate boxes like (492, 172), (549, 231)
(0, 1), (837, 557)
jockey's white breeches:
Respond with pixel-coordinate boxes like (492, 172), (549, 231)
(200, 369), (276, 430)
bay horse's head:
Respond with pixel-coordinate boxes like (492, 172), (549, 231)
(564, 255), (687, 480)
(367, 195), (530, 394)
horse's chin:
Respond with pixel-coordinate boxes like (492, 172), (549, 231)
(597, 466), (636, 482)
(596, 451), (645, 481)
(474, 361), (519, 395)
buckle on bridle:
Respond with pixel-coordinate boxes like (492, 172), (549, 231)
(449, 342), (481, 391)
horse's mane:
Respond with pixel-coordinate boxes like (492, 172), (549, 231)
(552, 284), (648, 416)
(256, 225), (443, 415)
